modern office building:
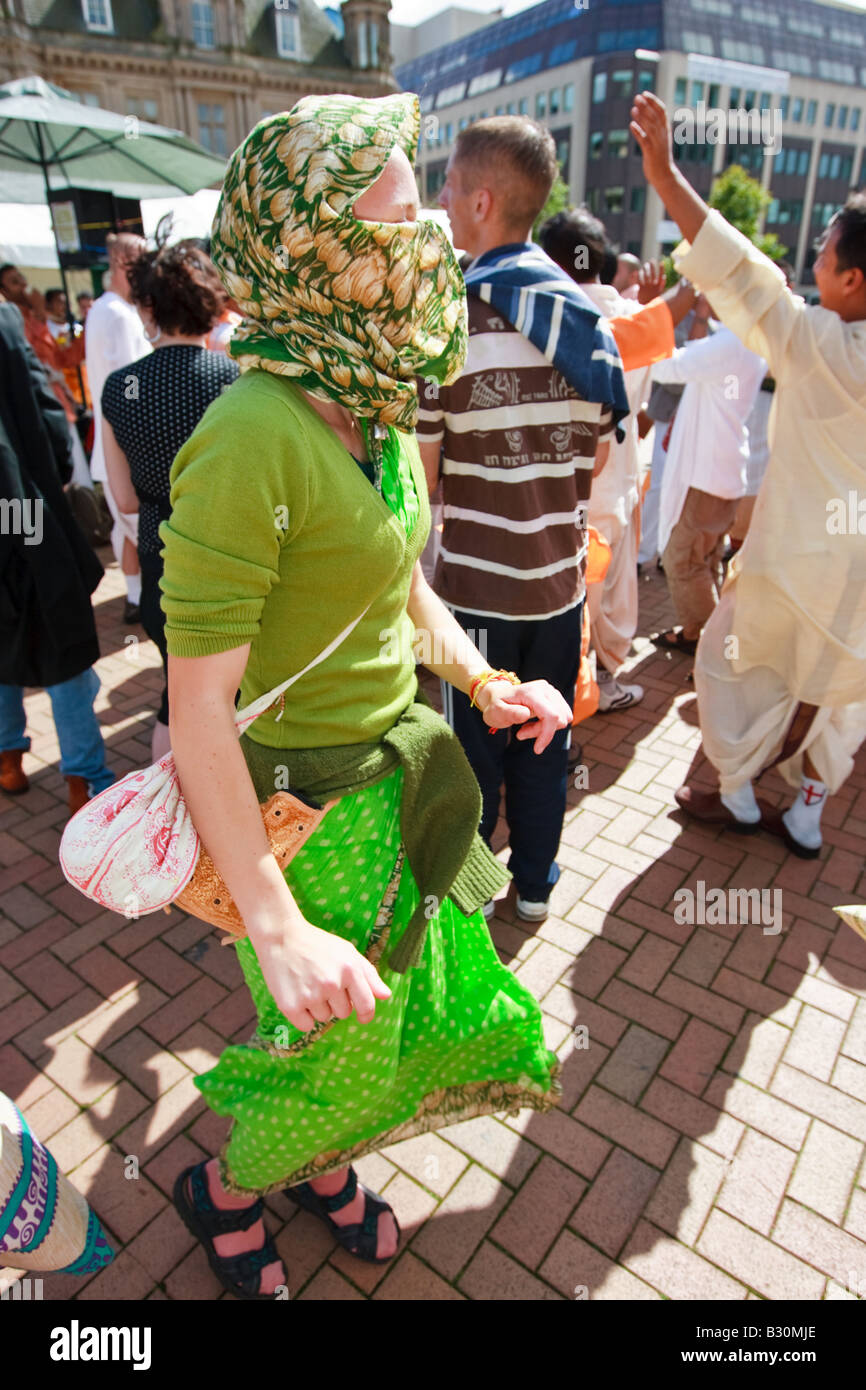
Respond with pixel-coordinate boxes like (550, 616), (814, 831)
(0, 0), (396, 161)
(396, 0), (866, 285)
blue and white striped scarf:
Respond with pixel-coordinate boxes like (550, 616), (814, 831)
(462, 241), (630, 432)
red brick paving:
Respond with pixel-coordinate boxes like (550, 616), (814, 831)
(1, 557), (865, 1300)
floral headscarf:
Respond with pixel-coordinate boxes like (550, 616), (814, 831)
(210, 92), (468, 431)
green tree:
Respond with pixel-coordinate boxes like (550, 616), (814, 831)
(533, 170), (571, 240)
(708, 163), (788, 262)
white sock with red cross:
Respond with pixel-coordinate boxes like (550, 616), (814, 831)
(782, 776), (827, 850)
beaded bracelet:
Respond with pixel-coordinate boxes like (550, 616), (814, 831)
(469, 668), (521, 708)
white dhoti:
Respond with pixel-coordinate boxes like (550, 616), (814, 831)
(587, 504), (640, 674)
(637, 425), (667, 565)
(695, 587), (866, 795)
(99, 466), (139, 567)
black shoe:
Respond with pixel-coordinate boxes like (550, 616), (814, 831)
(123, 600), (141, 624)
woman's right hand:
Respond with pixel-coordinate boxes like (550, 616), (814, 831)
(253, 916), (392, 1033)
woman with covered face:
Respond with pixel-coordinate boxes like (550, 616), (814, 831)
(161, 93), (570, 1299)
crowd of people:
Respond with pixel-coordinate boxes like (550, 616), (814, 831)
(0, 87), (864, 1296)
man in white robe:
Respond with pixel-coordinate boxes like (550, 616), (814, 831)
(631, 92), (866, 860)
(85, 233), (149, 621)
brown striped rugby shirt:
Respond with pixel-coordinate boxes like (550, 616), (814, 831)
(416, 294), (614, 621)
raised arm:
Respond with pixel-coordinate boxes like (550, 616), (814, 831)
(630, 92), (803, 380)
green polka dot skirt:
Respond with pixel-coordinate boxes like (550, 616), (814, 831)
(194, 767), (561, 1194)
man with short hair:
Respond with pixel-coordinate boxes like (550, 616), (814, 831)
(418, 117), (628, 922)
(77, 291), (93, 321)
(85, 232), (150, 622)
(632, 92), (866, 859)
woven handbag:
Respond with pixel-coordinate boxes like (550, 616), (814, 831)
(59, 609), (368, 938)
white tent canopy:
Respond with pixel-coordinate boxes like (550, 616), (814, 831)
(0, 189), (222, 270)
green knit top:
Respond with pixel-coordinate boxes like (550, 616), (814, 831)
(159, 370), (428, 749)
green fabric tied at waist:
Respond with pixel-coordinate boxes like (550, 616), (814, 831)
(239, 695), (511, 973)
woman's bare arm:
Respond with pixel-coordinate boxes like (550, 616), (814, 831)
(102, 418), (139, 514)
(406, 562), (572, 754)
(169, 646), (390, 1030)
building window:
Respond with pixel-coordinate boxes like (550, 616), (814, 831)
(838, 105), (849, 129)
(825, 103), (835, 128)
(759, 92), (771, 110)
(556, 138), (570, 179)
(638, 70), (654, 94)
(608, 129), (629, 158)
(197, 103), (227, 156)
(445, 122), (453, 143)
(192, 1), (215, 48)
(549, 88), (561, 116)
(73, 90), (101, 106)
(818, 152), (829, 178)
(611, 70), (633, 100)
(792, 97), (803, 123)
(127, 98), (159, 121)
(592, 73), (607, 104)
(806, 100), (817, 125)
(459, 117), (468, 131)
(589, 131), (603, 160)
(275, 4), (300, 59)
(494, 106), (503, 116)
(630, 185), (645, 213)
(708, 84), (720, 107)
(779, 95), (789, 120)
(729, 87), (741, 107)
(674, 77), (687, 105)
(585, 187), (600, 213)
(767, 198), (779, 222)
(604, 186), (624, 215)
(506, 102), (516, 115)
(82, 0), (113, 31)
(798, 148), (810, 177)
(519, 98), (528, 116)
(563, 83), (574, 112)
(536, 92), (547, 118)
(690, 81), (704, 106)
(744, 90), (756, 110)
(852, 108), (862, 132)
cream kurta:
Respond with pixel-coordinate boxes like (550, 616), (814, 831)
(674, 209), (866, 708)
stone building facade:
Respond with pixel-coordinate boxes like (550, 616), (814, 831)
(0, 0), (396, 157)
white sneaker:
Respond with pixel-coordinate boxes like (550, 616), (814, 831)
(516, 895), (550, 923)
(597, 674), (644, 712)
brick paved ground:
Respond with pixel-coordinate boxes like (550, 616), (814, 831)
(2, 551), (866, 1301)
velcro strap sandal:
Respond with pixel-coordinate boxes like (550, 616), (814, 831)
(285, 1167), (401, 1264)
(173, 1162), (286, 1300)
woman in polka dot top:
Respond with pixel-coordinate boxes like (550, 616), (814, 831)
(101, 243), (239, 759)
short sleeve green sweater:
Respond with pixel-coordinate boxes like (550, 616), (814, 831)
(159, 370), (430, 750)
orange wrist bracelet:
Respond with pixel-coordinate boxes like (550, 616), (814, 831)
(469, 669), (521, 708)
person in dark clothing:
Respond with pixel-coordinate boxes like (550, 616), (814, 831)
(0, 300), (112, 814)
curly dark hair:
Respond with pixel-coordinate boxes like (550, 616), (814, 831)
(127, 240), (226, 337)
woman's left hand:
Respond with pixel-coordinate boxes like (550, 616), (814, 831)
(477, 679), (572, 754)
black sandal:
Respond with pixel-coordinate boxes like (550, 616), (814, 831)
(651, 627), (698, 656)
(285, 1167), (400, 1264)
(173, 1162), (286, 1300)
